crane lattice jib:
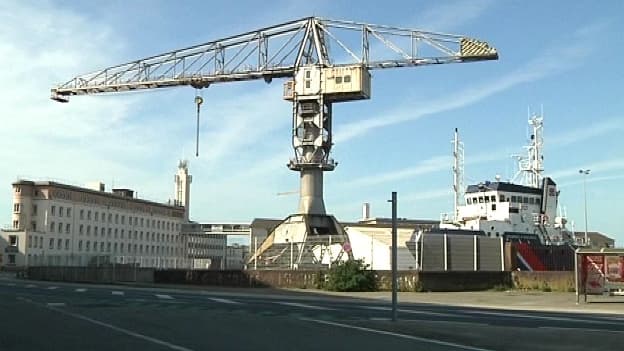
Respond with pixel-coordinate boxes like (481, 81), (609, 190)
(50, 17), (498, 102)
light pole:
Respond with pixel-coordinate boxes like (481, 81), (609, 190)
(579, 169), (590, 246)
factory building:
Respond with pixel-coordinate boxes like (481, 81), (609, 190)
(0, 161), (193, 269)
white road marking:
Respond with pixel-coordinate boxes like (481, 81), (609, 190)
(47, 302), (66, 307)
(25, 284), (37, 288)
(539, 326), (624, 334)
(466, 310), (621, 325)
(369, 317), (392, 321)
(207, 297), (241, 305)
(277, 302), (335, 310)
(47, 286), (59, 290)
(39, 302), (194, 351)
(75, 288), (87, 293)
(300, 317), (494, 351)
(361, 306), (461, 318)
(155, 294), (174, 300)
(112, 291), (125, 296)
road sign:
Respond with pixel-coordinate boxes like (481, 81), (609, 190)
(575, 248), (624, 303)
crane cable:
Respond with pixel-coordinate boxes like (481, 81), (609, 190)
(194, 90), (204, 157)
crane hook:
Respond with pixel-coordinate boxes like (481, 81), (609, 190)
(194, 94), (203, 157)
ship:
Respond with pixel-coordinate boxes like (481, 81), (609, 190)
(408, 113), (576, 271)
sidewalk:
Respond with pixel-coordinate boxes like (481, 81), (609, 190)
(292, 289), (624, 315)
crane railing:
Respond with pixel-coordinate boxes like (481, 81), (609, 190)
(51, 17), (497, 102)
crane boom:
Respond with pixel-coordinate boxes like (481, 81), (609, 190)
(51, 17), (497, 101)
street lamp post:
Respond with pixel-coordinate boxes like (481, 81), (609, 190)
(579, 169), (590, 246)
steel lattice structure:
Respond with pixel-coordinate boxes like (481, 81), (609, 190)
(51, 17), (497, 101)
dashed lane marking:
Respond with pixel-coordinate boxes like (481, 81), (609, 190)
(277, 302), (335, 311)
(47, 302), (66, 307)
(112, 291), (125, 296)
(75, 288), (87, 293)
(206, 297), (241, 304)
(47, 286), (59, 290)
(155, 294), (174, 300)
(25, 284), (37, 288)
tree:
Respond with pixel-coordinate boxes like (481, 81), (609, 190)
(325, 259), (377, 292)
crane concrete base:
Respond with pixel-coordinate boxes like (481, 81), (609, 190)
(250, 214), (353, 270)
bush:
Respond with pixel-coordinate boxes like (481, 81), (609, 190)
(325, 259), (377, 292)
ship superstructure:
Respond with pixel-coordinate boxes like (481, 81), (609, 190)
(441, 114), (571, 245)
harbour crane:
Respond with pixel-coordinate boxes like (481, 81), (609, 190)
(51, 17), (498, 269)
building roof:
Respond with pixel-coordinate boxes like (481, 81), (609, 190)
(13, 179), (183, 212)
(345, 226), (415, 247)
(573, 231), (615, 244)
(250, 218), (283, 232)
(466, 181), (542, 195)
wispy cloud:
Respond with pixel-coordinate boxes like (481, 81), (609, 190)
(548, 158), (624, 180)
(333, 21), (602, 144)
(410, 0), (494, 32)
(559, 174), (624, 188)
(549, 117), (624, 147)
(342, 155), (451, 187)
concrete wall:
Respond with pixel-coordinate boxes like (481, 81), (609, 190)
(27, 266), (155, 284)
(511, 271), (575, 292)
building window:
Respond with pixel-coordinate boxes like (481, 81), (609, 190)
(9, 235), (18, 246)
(65, 239), (70, 250)
(107, 242), (111, 252)
(15, 186), (21, 193)
(121, 216), (125, 225)
(523, 197), (529, 204)
(67, 208), (71, 217)
(86, 241), (90, 252)
(57, 239), (62, 250)
(87, 210), (91, 220)
(120, 243), (124, 253)
(121, 230), (124, 239)
(529, 197), (535, 205)
(100, 242), (105, 252)
(500, 195), (506, 202)
(536, 198), (541, 206)
(115, 214), (119, 224)
(50, 221), (55, 233)
(492, 204), (497, 211)
(511, 196), (517, 203)
(108, 214), (112, 223)
(101, 227), (105, 236)
(57, 222), (63, 233)
(49, 238), (54, 249)
(80, 209), (84, 220)
(31, 221), (37, 231)
(107, 228), (112, 238)
(51, 206), (56, 216)
(113, 243), (118, 252)
(8, 255), (15, 264)
(59, 206), (64, 217)
(94, 226), (98, 236)
(79, 225), (84, 235)
(66, 223), (70, 234)
(114, 228), (118, 239)
(33, 205), (38, 215)
(87, 225), (91, 236)
(13, 203), (21, 213)
(95, 212), (99, 221)
(78, 240), (83, 251)
(12, 220), (19, 229)
(141, 218), (144, 227)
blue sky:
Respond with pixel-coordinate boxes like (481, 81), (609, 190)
(1, 0), (623, 245)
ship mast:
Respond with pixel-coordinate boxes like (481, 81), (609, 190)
(513, 112), (544, 188)
(452, 128), (465, 221)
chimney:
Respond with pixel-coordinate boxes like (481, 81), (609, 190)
(362, 202), (370, 220)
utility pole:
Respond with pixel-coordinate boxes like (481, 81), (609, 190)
(388, 191), (398, 322)
(579, 169), (590, 245)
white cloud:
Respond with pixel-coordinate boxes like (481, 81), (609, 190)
(333, 21), (601, 144)
(410, 0), (494, 32)
(547, 158), (624, 180)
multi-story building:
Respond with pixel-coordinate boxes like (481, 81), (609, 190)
(180, 223), (250, 269)
(0, 161), (193, 269)
(225, 244), (249, 270)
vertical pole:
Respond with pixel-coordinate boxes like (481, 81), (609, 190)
(443, 234), (448, 271)
(328, 235), (332, 269)
(389, 191), (398, 322)
(582, 174), (589, 245)
(575, 252), (579, 304)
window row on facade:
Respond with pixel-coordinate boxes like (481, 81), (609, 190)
(466, 194), (542, 206)
(27, 235), (182, 256)
(47, 205), (180, 231)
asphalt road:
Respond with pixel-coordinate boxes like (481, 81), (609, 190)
(0, 275), (622, 351)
